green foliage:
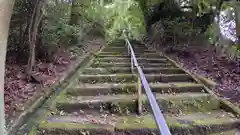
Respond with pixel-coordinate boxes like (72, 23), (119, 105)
(83, 1), (106, 36)
(162, 17), (200, 44)
(83, 0), (146, 42)
(105, 0), (146, 42)
(204, 23), (218, 44)
(43, 19), (81, 46)
(221, 1), (234, 10)
(229, 45), (240, 59)
(43, 0), (94, 47)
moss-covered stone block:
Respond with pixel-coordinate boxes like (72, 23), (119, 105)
(81, 67), (132, 74)
(55, 94), (138, 114)
(66, 85), (137, 96)
(154, 93), (220, 114)
(78, 74), (137, 84)
(90, 62), (130, 68)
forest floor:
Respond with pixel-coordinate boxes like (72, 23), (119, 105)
(168, 46), (240, 104)
(147, 36), (240, 106)
(4, 38), (104, 118)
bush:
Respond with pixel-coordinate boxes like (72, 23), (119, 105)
(204, 23), (219, 44)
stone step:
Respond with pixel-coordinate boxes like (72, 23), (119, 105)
(101, 50), (155, 54)
(77, 74), (195, 84)
(102, 47), (148, 52)
(55, 93), (220, 114)
(94, 57), (169, 63)
(98, 52), (159, 56)
(82, 67), (186, 74)
(78, 74), (137, 84)
(67, 82), (205, 96)
(38, 112), (240, 135)
(209, 129), (240, 135)
(90, 62), (176, 68)
(96, 54), (164, 58)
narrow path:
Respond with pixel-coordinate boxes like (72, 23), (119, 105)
(29, 41), (240, 135)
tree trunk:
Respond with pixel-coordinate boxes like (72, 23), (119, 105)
(69, 0), (82, 25)
(215, 0), (223, 42)
(27, 0), (45, 78)
(68, 0), (88, 44)
(0, 1), (15, 134)
(234, 1), (240, 46)
(69, 0), (89, 25)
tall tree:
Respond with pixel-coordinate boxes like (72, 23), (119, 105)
(26, 0), (46, 79)
(234, 0), (240, 46)
(69, 0), (90, 25)
(69, 0), (89, 44)
(69, 0), (83, 25)
(0, 0), (15, 134)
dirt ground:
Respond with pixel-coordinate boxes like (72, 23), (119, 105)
(145, 36), (240, 106)
(4, 38), (104, 118)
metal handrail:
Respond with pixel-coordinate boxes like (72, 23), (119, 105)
(123, 30), (171, 135)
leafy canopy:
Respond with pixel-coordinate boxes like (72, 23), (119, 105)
(84, 0), (146, 42)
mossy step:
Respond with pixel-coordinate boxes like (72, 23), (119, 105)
(96, 54), (164, 58)
(107, 42), (144, 47)
(106, 40), (125, 46)
(143, 68), (185, 74)
(78, 74), (137, 84)
(102, 47), (148, 52)
(93, 57), (171, 64)
(150, 82), (205, 93)
(97, 52), (159, 56)
(96, 54), (131, 58)
(94, 57), (168, 63)
(93, 57), (131, 63)
(77, 74), (195, 84)
(99, 52), (156, 56)
(81, 67), (132, 74)
(90, 62), (129, 68)
(101, 50), (155, 54)
(81, 67), (185, 75)
(146, 74), (195, 83)
(37, 112), (240, 135)
(67, 83), (137, 96)
(104, 46), (146, 49)
(90, 62), (175, 68)
(67, 82), (205, 96)
(56, 93), (220, 114)
(209, 129), (240, 135)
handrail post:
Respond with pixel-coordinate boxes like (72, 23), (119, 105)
(126, 40), (130, 55)
(131, 56), (134, 73)
(137, 70), (143, 115)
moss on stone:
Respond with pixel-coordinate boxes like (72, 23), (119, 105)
(194, 117), (236, 125)
(28, 127), (37, 135)
(66, 84), (137, 96)
(78, 74), (137, 84)
(209, 129), (239, 135)
(55, 93), (221, 114)
(93, 58), (130, 63)
(82, 68), (121, 74)
(55, 94), (137, 114)
(37, 112), (239, 135)
(148, 93), (220, 114)
(39, 120), (114, 130)
(116, 114), (157, 129)
(90, 62), (130, 68)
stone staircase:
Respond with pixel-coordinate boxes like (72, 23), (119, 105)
(35, 41), (240, 135)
